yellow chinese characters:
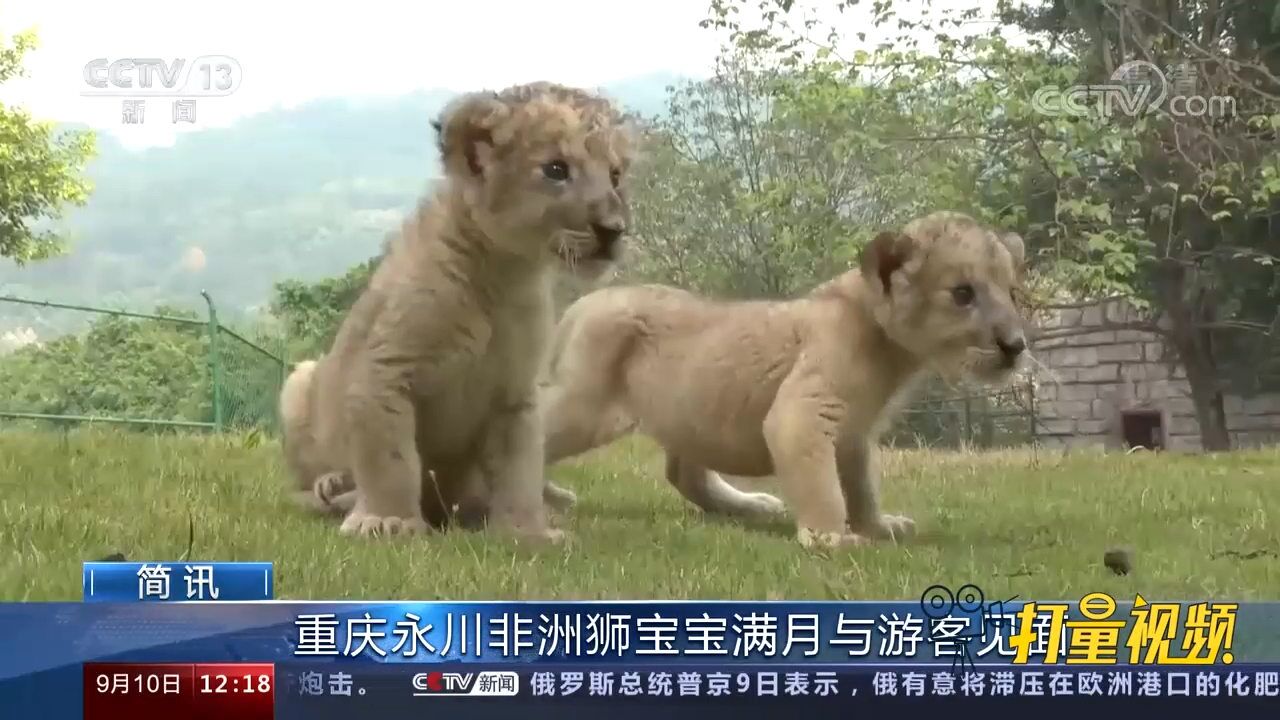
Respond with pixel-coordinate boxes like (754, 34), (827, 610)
(1009, 601), (1068, 664)
(1066, 592), (1126, 664)
(1007, 593), (1237, 665)
(1180, 601), (1237, 665)
(1125, 594), (1183, 664)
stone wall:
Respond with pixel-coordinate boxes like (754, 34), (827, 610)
(1032, 298), (1280, 451)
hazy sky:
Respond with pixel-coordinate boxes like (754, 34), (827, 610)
(0, 0), (993, 148)
(0, 0), (727, 147)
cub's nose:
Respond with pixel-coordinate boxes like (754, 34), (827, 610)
(996, 336), (1027, 365)
(591, 222), (624, 248)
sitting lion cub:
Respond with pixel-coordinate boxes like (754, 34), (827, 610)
(539, 211), (1028, 548)
(279, 82), (636, 540)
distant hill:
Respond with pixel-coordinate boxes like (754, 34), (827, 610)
(0, 73), (684, 331)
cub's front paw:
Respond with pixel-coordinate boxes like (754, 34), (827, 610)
(510, 526), (569, 547)
(544, 483), (578, 512)
(797, 527), (869, 550)
(339, 511), (429, 538)
(314, 472), (353, 506)
(854, 514), (916, 543)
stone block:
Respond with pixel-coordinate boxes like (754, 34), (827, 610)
(1075, 418), (1111, 434)
(1078, 364), (1120, 382)
(1230, 414), (1280, 432)
(1097, 343), (1143, 362)
(1033, 335), (1070, 350)
(1072, 331), (1117, 345)
(1104, 300), (1132, 324)
(1243, 394), (1280, 416)
(1223, 395), (1245, 415)
(1091, 398), (1113, 419)
(1039, 418), (1075, 434)
(1166, 434), (1202, 452)
(1144, 342), (1164, 361)
(1116, 329), (1156, 343)
(1039, 400), (1092, 418)
(1082, 306), (1103, 326)
(1124, 364), (1169, 383)
(1060, 384), (1099, 402)
(1046, 368), (1078, 383)
(1064, 434), (1107, 449)
(1052, 347), (1099, 367)
(1057, 308), (1083, 327)
(1097, 383), (1136, 403)
(1167, 415), (1201, 436)
(1231, 431), (1280, 448)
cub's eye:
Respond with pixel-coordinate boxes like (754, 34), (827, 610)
(952, 284), (976, 306)
(542, 160), (570, 181)
(609, 167), (622, 188)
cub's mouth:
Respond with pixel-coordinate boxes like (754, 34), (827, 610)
(554, 229), (624, 265)
(556, 243), (619, 264)
(554, 243), (622, 282)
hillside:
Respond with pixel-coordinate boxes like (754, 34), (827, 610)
(0, 74), (680, 330)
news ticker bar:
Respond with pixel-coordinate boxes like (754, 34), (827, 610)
(78, 662), (1280, 719)
(82, 562), (273, 602)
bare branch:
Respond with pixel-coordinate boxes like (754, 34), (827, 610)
(1038, 294), (1130, 310)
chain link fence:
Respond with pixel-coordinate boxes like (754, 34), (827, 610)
(0, 291), (1038, 446)
(0, 292), (286, 433)
(884, 376), (1038, 449)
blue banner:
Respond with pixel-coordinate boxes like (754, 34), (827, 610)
(2, 600), (1278, 718)
(81, 562), (274, 602)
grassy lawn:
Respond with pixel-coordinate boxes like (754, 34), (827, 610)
(1, 428), (1277, 602)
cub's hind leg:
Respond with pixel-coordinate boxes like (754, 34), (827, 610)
(664, 453), (787, 521)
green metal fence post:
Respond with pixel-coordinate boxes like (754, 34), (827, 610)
(201, 290), (225, 432)
(1027, 378), (1037, 444)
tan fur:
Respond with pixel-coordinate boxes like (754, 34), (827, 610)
(537, 211), (1028, 548)
(278, 359), (341, 514)
(277, 81), (637, 540)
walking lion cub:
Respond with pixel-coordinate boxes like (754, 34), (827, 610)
(539, 211), (1029, 548)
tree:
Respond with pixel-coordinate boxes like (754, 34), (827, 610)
(704, 0), (1280, 451)
(626, 43), (987, 298)
(0, 311), (210, 423)
(989, 0), (1280, 450)
(269, 256), (379, 358)
(0, 31), (96, 263)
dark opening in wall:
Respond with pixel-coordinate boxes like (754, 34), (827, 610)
(1121, 409), (1164, 450)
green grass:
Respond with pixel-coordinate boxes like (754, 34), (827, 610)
(1, 428), (1277, 601)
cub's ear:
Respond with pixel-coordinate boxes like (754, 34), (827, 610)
(1000, 231), (1026, 275)
(860, 230), (915, 295)
(433, 91), (509, 178)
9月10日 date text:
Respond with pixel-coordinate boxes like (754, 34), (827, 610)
(83, 662), (275, 720)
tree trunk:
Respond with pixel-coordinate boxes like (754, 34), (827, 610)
(1176, 333), (1232, 452)
(1155, 262), (1232, 452)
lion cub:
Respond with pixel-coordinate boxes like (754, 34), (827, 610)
(280, 82), (636, 540)
(539, 212), (1028, 548)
